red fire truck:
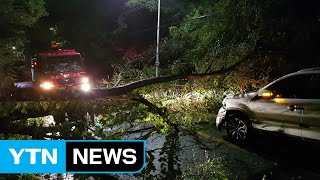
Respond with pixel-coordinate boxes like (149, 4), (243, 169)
(31, 49), (91, 92)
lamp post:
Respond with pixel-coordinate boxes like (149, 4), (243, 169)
(155, 0), (161, 77)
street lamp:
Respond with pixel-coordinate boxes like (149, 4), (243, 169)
(155, 0), (161, 77)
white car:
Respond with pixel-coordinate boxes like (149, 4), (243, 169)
(216, 67), (320, 141)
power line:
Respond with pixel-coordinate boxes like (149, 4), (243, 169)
(129, 15), (213, 77)
(124, 4), (147, 14)
(128, 14), (212, 34)
(123, 1), (154, 15)
(137, 46), (166, 78)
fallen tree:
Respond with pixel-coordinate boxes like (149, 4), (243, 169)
(0, 54), (250, 101)
(0, 53), (253, 138)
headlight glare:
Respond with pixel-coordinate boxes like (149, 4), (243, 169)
(81, 83), (91, 92)
(81, 77), (89, 84)
(40, 82), (54, 90)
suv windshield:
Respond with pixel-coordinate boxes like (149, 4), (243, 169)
(41, 54), (83, 74)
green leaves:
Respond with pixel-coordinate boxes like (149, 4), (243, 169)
(20, 106), (27, 114)
(0, 0), (46, 27)
(0, 0), (47, 87)
(0, 97), (158, 140)
(137, 80), (224, 128)
(182, 158), (228, 180)
(143, 113), (170, 133)
(168, 0), (258, 69)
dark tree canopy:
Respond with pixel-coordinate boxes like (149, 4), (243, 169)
(128, 0), (320, 74)
(0, 0), (47, 86)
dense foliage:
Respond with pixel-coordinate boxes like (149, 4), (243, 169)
(0, 0), (47, 87)
(127, 0), (320, 91)
(0, 97), (158, 139)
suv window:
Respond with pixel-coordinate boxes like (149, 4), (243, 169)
(266, 73), (320, 99)
(309, 74), (320, 99)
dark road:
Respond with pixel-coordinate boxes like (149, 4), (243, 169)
(237, 130), (320, 179)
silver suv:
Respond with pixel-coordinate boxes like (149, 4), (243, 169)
(216, 68), (320, 141)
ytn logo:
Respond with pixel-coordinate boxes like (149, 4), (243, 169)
(9, 148), (57, 164)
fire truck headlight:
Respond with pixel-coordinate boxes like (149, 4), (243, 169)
(81, 83), (91, 92)
(81, 77), (89, 84)
(40, 82), (54, 90)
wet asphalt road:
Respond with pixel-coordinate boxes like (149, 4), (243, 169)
(198, 123), (320, 179)
(119, 123), (274, 179)
(235, 130), (320, 179)
(111, 122), (320, 179)
(10, 121), (317, 180)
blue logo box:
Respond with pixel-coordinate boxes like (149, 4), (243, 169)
(0, 140), (146, 174)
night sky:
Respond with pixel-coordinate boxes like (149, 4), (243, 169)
(45, 0), (159, 48)
(29, 0), (161, 77)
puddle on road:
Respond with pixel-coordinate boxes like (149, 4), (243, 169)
(45, 123), (274, 180)
(118, 125), (274, 180)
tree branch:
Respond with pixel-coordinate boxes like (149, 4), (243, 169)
(131, 95), (178, 128)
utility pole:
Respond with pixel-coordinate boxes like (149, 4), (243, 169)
(155, 0), (161, 77)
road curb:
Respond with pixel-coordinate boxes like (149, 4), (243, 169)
(194, 130), (248, 153)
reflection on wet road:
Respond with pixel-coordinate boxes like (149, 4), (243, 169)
(119, 123), (274, 179)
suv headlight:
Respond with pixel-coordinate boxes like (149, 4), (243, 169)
(222, 98), (227, 108)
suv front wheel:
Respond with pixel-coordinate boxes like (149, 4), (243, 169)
(226, 113), (250, 141)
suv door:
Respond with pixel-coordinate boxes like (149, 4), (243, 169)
(301, 74), (320, 140)
(252, 74), (313, 138)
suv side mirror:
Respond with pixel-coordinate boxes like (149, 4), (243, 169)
(258, 90), (274, 99)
